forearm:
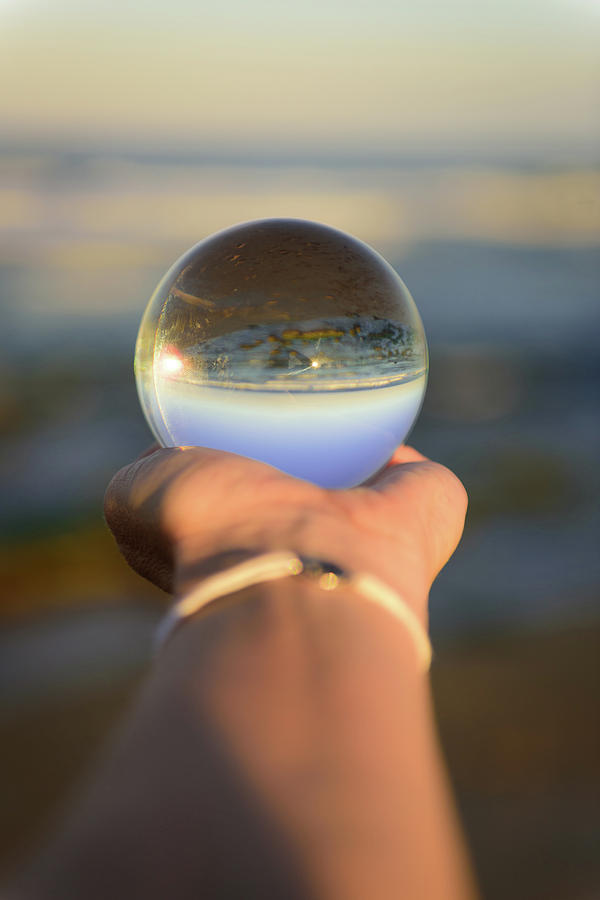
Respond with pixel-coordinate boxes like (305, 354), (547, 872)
(13, 575), (476, 900)
(185, 578), (476, 900)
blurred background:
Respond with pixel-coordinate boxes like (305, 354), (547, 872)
(0, 1), (599, 897)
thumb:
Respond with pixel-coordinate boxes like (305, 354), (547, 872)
(367, 447), (468, 580)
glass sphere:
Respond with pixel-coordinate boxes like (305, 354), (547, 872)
(135, 218), (428, 488)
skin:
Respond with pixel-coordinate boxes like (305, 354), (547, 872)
(11, 444), (478, 900)
(103, 443), (467, 623)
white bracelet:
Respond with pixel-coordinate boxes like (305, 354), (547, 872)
(155, 551), (432, 672)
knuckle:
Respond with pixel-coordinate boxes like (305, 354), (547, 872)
(103, 465), (131, 532)
(431, 463), (468, 513)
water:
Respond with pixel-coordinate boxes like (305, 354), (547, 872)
(153, 371), (426, 487)
(2, 158), (598, 629)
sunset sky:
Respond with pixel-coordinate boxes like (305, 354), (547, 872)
(1, 0), (599, 158)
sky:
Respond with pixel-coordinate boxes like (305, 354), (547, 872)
(0, 0), (599, 158)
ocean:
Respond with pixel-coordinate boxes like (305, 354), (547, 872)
(1, 148), (599, 637)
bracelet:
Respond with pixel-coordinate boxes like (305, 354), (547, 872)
(155, 551), (432, 672)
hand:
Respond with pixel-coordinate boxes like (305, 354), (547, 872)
(104, 445), (467, 625)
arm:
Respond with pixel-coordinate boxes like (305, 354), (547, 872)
(12, 446), (478, 900)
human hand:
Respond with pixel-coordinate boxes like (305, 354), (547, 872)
(104, 445), (467, 626)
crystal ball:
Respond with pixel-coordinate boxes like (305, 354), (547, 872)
(135, 218), (428, 488)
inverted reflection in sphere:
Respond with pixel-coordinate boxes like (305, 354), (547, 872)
(135, 218), (428, 488)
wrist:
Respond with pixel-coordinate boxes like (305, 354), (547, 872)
(173, 512), (429, 627)
(164, 551), (432, 673)
(172, 548), (429, 661)
(161, 573), (427, 683)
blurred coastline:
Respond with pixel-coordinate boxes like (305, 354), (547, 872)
(1, 141), (599, 898)
(2, 144), (599, 626)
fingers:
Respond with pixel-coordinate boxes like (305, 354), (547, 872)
(104, 447), (193, 592)
(103, 445), (321, 592)
(387, 445), (429, 465)
(136, 442), (161, 460)
(367, 446), (468, 579)
(105, 442), (467, 597)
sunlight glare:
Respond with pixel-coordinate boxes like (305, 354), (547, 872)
(158, 352), (184, 376)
